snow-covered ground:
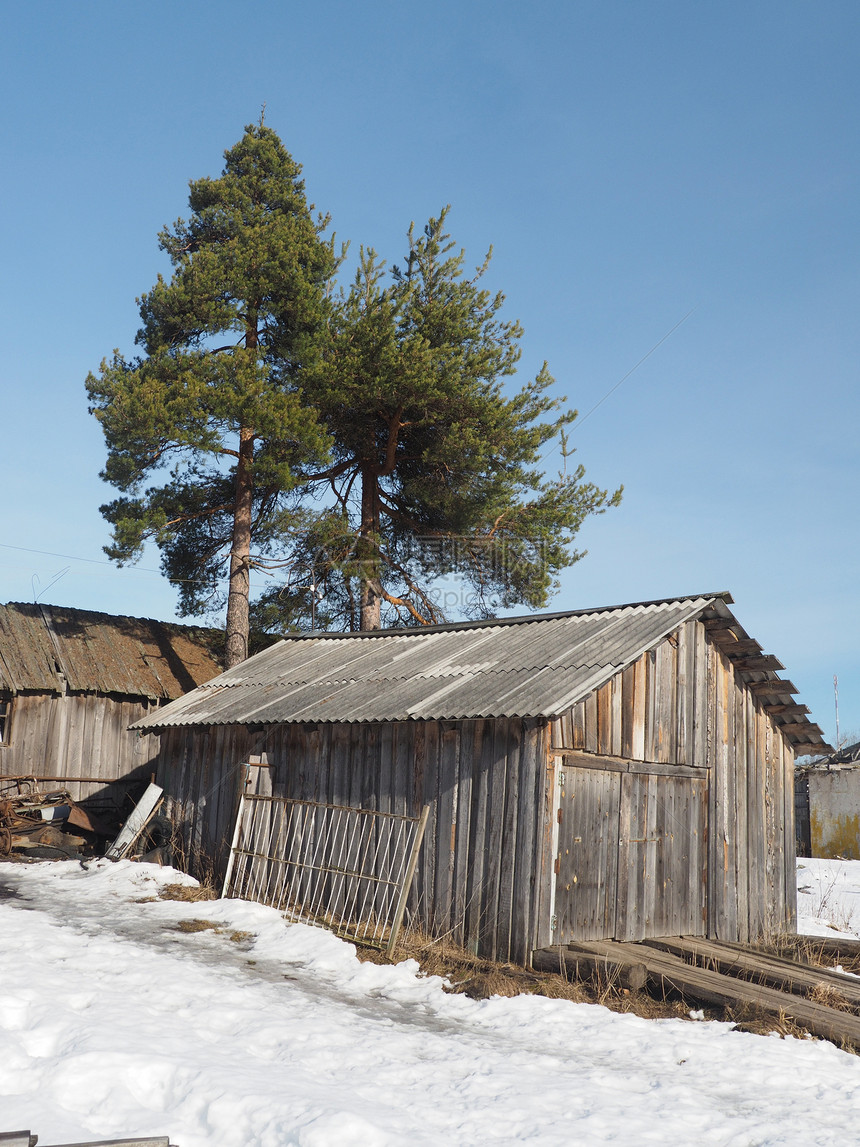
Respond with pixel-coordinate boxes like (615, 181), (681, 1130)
(797, 857), (860, 940)
(3, 860), (860, 1146)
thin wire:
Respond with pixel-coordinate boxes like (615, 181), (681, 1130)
(548, 308), (696, 460)
(0, 541), (266, 588)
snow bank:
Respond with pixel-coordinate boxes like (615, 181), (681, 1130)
(1, 858), (859, 1145)
(797, 856), (860, 939)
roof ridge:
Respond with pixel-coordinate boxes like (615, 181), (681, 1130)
(275, 592), (732, 640)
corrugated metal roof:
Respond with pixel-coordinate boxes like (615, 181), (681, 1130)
(0, 603), (223, 699)
(132, 594), (720, 727)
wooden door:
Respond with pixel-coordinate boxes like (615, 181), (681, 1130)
(615, 771), (708, 940)
(554, 761), (708, 942)
(555, 766), (622, 941)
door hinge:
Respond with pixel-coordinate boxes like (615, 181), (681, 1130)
(550, 915), (558, 931)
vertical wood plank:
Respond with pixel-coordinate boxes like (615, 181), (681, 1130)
(632, 655), (647, 761)
(621, 664), (636, 760)
(434, 723), (460, 934)
(452, 719), (474, 946)
(738, 669), (752, 940)
(584, 692), (598, 754)
(610, 675), (623, 758)
(572, 701), (586, 750)
(465, 719), (491, 954)
(693, 621), (709, 770)
(745, 695), (764, 940)
(511, 719), (542, 963)
(676, 622), (689, 766)
(479, 719), (508, 959)
(496, 719), (522, 962)
(597, 683), (611, 756)
(783, 739), (798, 932)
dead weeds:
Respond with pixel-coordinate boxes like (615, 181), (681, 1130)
(229, 930), (254, 944)
(809, 982), (852, 1010)
(353, 932), (697, 1022)
(176, 918), (219, 933)
(159, 882), (218, 903)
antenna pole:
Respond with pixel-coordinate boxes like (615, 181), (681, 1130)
(835, 674), (841, 752)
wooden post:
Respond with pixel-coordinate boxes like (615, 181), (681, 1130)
(387, 804), (430, 954)
(221, 765), (250, 898)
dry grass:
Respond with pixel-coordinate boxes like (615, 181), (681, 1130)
(176, 918), (219, 933)
(809, 982), (852, 1010)
(229, 930), (254, 944)
(755, 933), (860, 978)
(159, 882), (218, 903)
(354, 932), (696, 1022)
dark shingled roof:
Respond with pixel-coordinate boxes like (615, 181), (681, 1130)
(0, 602), (223, 700)
(131, 592), (832, 755)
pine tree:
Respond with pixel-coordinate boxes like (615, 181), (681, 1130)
(254, 210), (622, 631)
(86, 124), (339, 665)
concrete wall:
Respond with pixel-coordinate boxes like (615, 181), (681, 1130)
(808, 767), (860, 860)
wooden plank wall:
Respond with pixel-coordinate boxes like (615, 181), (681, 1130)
(550, 619), (796, 942)
(0, 691), (162, 808)
(156, 724), (260, 877)
(550, 620), (705, 764)
(155, 716), (551, 964)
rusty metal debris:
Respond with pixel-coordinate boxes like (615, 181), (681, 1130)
(0, 776), (114, 858)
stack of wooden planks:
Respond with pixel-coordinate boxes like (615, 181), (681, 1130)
(532, 936), (860, 1049)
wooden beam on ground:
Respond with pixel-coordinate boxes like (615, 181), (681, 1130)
(641, 936), (860, 1006)
(784, 936), (860, 960)
(532, 944), (649, 992)
(545, 939), (860, 1048)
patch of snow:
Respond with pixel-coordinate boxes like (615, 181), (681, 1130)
(0, 859), (859, 1144)
(796, 858), (860, 939)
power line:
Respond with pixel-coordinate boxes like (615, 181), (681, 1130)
(567, 308), (696, 437)
(0, 542), (265, 589)
(0, 541), (162, 572)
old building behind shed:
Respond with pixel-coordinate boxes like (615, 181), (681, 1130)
(135, 593), (831, 964)
(796, 742), (860, 860)
(0, 602), (222, 809)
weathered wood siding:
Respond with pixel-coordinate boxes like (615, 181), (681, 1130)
(156, 617), (798, 962)
(554, 759), (708, 942)
(0, 690), (162, 807)
(156, 716), (551, 964)
(156, 724), (261, 876)
(549, 619), (796, 942)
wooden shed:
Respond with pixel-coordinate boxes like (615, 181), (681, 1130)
(135, 592), (832, 964)
(0, 602), (222, 809)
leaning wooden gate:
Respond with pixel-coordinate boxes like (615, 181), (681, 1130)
(554, 759), (708, 942)
(223, 773), (429, 952)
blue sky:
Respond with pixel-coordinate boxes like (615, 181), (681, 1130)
(1, 1), (857, 743)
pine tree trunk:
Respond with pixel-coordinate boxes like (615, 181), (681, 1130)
(225, 424), (255, 667)
(359, 468), (383, 630)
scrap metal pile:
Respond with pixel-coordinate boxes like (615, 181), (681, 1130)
(0, 777), (114, 858)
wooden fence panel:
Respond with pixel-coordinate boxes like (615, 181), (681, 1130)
(224, 790), (429, 951)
